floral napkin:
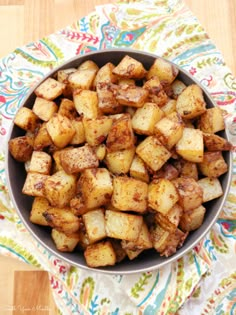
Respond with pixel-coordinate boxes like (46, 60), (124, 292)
(0, 1), (235, 314)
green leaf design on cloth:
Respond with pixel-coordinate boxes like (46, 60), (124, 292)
(0, 236), (41, 267)
(80, 276), (95, 307)
(131, 272), (152, 298)
(197, 56), (225, 69)
(66, 265), (79, 288)
(210, 230), (229, 254)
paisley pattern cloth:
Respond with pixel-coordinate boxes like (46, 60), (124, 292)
(0, 0), (235, 314)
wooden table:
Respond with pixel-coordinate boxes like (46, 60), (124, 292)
(0, 1), (235, 314)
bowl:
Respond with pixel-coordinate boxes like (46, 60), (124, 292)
(6, 49), (232, 274)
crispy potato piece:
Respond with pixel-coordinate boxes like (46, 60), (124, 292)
(179, 205), (206, 232)
(83, 209), (107, 243)
(148, 178), (179, 215)
(78, 60), (99, 73)
(116, 84), (149, 108)
(136, 136), (171, 172)
(161, 99), (176, 115)
(83, 116), (113, 146)
(143, 76), (168, 107)
(146, 57), (179, 85)
(57, 68), (77, 97)
(155, 203), (183, 233)
(97, 82), (123, 114)
(112, 55), (147, 79)
(28, 151), (52, 175)
(110, 239), (127, 263)
(106, 114), (135, 151)
(68, 68), (97, 90)
(105, 210), (143, 241)
(30, 197), (51, 226)
(173, 159), (198, 181)
(94, 62), (117, 85)
(203, 133), (232, 151)
(198, 151), (228, 178)
(197, 107), (225, 133)
(8, 136), (34, 162)
(14, 107), (38, 132)
(32, 97), (58, 121)
(84, 241), (116, 268)
(176, 128), (204, 163)
(160, 228), (188, 257)
(121, 222), (152, 250)
(44, 170), (77, 207)
(79, 168), (113, 209)
(69, 118), (86, 145)
(129, 154), (149, 183)
(73, 89), (99, 118)
(173, 177), (203, 211)
(124, 248), (143, 260)
(111, 176), (148, 213)
(35, 77), (65, 101)
(95, 144), (106, 161)
(197, 177), (223, 202)
(132, 102), (164, 135)
(171, 79), (186, 99)
(58, 98), (77, 120)
(51, 229), (80, 252)
(70, 195), (87, 216)
(43, 207), (80, 234)
(154, 163), (179, 181)
(176, 84), (206, 119)
(33, 122), (52, 150)
(52, 148), (71, 173)
(22, 172), (49, 197)
(105, 147), (135, 174)
(60, 145), (99, 174)
(150, 222), (171, 253)
(46, 113), (75, 149)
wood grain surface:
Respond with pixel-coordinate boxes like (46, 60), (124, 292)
(0, 1), (235, 314)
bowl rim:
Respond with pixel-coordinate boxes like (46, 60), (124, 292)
(5, 48), (233, 274)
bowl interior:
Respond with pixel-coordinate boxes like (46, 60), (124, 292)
(6, 49), (232, 274)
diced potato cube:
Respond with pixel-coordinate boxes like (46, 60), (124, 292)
(57, 68), (76, 98)
(83, 116), (113, 146)
(160, 228), (188, 257)
(143, 76), (168, 107)
(132, 102), (164, 135)
(51, 229), (80, 252)
(105, 210), (143, 241)
(95, 144), (106, 161)
(148, 178), (179, 215)
(97, 82), (123, 114)
(112, 55), (147, 79)
(198, 177), (223, 202)
(106, 114), (135, 151)
(176, 128), (204, 163)
(173, 177), (203, 211)
(150, 223), (171, 253)
(155, 203), (183, 233)
(171, 79), (186, 99)
(30, 197), (51, 226)
(28, 151), (52, 175)
(154, 163), (179, 181)
(8, 136), (34, 162)
(94, 62), (117, 85)
(198, 151), (228, 178)
(70, 196), (87, 216)
(60, 145), (99, 174)
(33, 122), (52, 150)
(84, 241), (116, 268)
(14, 107), (38, 132)
(22, 173), (49, 197)
(146, 57), (179, 85)
(78, 60), (99, 73)
(46, 114), (75, 149)
(43, 207), (80, 234)
(73, 89), (99, 118)
(124, 248), (143, 260)
(197, 107), (225, 133)
(111, 176), (148, 213)
(203, 133), (232, 151)
(105, 147), (135, 174)
(136, 136), (171, 171)
(179, 205), (206, 232)
(121, 222), (152, 250)
(130, 154), (149, 183)
(44, 170), (77, 207)
(176, 84), (206, 119)
(174, 159), (198, 181)
(58, 98), (77, 120)
(35, 77), (65, 101)
(116, 85), (149, 108)
(70, 118), (86, 145)
(83, 209), (107, 243)
(154, 112), (184, 149)
(32, 97), (58, 121)
(110, 239), (127, 263)
(79, 168), (113, 209)
(68, 68), (96, 90)
(161, 99), (176, 115)
(52, 148), (71, 172)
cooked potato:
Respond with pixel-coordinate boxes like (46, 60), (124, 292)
(57, 68), (76, 97)
(51, 229), (80, 252)
(8, 136), (34, 162)
(44, 170), (77, 207)
(203, 133), (232, 151)
(83, 209), (107, 243)
(28, 151), (52, 175)
(30, 197), (51, 226)
(161, 99), (176, 115)
(69, 118), (86, 145)
(22, 172), (49, 197)
(160, 228), (188, 257)
(155, 203), (183, 233)
(111, 176), (148, 213)
(121, 222), (152, 250)
(174, 159), (198, 181)
(179, 205), (206, 232)
(68, 68), (96, 90)
(46, 113), (75, 149)
(35, 77), (65, 100)
(73, 89), (99, 118)
(112, 55), (147, 79)
(176, 84), (206, 119)
(143, 76), (168, 107)
(129, 154), (149, 183)
(198, 151), (228, 178)
(95, 144), (106, 161)
(197, 107), (225, 133)
(94, 62), (117, 85)
(171, 79), (186, 99)
(148, 178), (179, 215)
(173, 177), (203, 211)
(136, 136), (171, 172)
(176, 127), (204, 163)
(58, 98), (77, 120)
(96, 82), (123, 114)
(32, 97), (58, 121)
(150, 222), (171, 253)
(60, 145), (99, 174)
(33, 122), (52, 150)
(116, 84), (149, 108)
(84, 241), (116, 268)
(198, 177), (223, 202)
(105, 147), (135, 174)
(79, 168), (113, 209)
(83, 116), (113, 146)
(105, 210), (143, 241)
(14, 107), (38, 132)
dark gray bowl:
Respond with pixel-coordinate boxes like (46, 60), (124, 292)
(6, 49), (232, 274)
